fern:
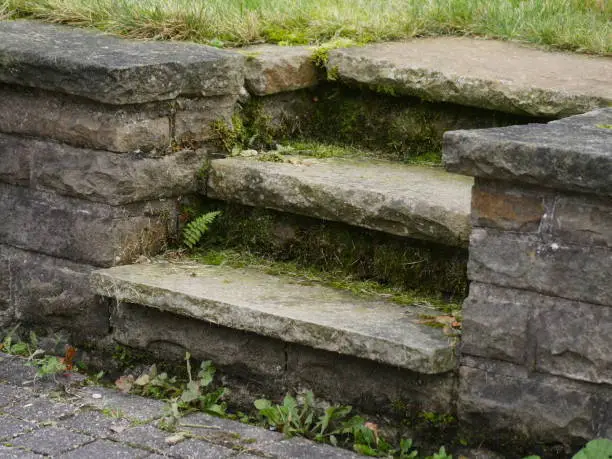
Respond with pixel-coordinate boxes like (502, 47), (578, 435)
(182, 211), (221, 249)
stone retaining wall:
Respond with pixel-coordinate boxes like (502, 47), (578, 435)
(0, 21), (243, 339)
(444, 110), (612, 448)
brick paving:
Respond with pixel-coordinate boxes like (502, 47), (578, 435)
(0, 353), (360, 458)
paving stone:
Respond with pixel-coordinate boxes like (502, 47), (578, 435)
(0, 354), (37, 385)
(239, 44), (318, 95)
(112, 424), (170, 453)
(92, 262), (457, 374)
(0, 384), (30, 408)
(166, 439), (235, 458)
(207, 156), (472, 247)
(444, 108), (612, 197)
(4, 398), (77, 423)
(58, 439), (149, 459)
(0, 415), (37, 441)
(11, 427), (92, 456)
(79, 387), (166, 422)
(177, 412), (283, 450)
(328, 39), (611, 117)
(262, 437), (363, 458)
(0, 21), (244, 104)
(0, 445), (42, 458)
(57, 408), (132, 438)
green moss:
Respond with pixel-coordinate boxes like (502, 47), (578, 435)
(189, 200), (468, 310)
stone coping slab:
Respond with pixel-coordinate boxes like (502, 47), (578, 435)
(443, 108), (612, 196)
(0, 20), (244, 104)
(207, 156), (472, 247)
(237, 44), (318, 95)
(91, 262), (457, 374)
(327, 38), (612, 117)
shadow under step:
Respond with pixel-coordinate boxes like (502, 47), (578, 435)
(91, 261), (457, 375)
(206, 157), (472, 248)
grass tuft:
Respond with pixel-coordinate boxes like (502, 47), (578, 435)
(1, 0), (610, 54)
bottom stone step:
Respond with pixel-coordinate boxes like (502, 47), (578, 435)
(91, 261), (456, 375)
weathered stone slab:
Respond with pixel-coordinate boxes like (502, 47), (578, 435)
(468, 228), (612, 307)
(458, 357), (612, 444)
(91, 262), (457, 374)
(0, 85), (171, 153)
(0, 21), (244, 104)
(328, 39), (612, 117)
(0, 133), (30, 186)
(239, 45), (318, 95)
(0, 244), (109, 340)
(24, 138), (207, 205)
(444, 108), (612, 196)
(174, 95), (237, 144)
(463, 282), (612, 384)
(207, 157), (472, 247)
(0, 184), (176, 266)
(461, 282), (529, 365)
(472, 179), (612, 247)
(111, 302), (286, 379)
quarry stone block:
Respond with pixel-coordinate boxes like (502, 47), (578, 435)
(0, 85), (171, 152)
(461, 282), (529, 365)
(239, 45), (318, 95)
(444, 108), (612, 196)
(91, 262), (457, 374)
(468, 228), (612, 307)
(207, 157), (472, 247)
(0, 133), (30, 186)
(463, 283), (612, 384)
(459, 358), (612, 443)
(328, 39), (612, 117)
(24, 137), (208, 204)
(551, 194), (612, 248)
(0, 21), (244, 104)
(0, 184), (176, 266)
(0, 244), (109, 339)
(111, 302), (286, 380)
(174, 95), (237, 144)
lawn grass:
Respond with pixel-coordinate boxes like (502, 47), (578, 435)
(1, 0), (610, 54)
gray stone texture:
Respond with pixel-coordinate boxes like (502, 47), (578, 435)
(0, 445), (42, 458)
(328, 39), (612, 117)
(444, 108), (612, 196)
(60, 440), (149, 459)
(78, 386), (166, 422)
(207, 156), (473, 247)
(468, 228), (612, 307)
(111, 302), (287, 380)
(463, 283), (612, 384)
(0, 85), (171, 153)
(240, 45), (318, 95)
(11, 427), (92, 456)
(0, 244), (109, 340)
(174, 95), (237, 144)
(0, 185), (176, 266)
(0, 133), (208, 205)
(166, 439), (235, 458)
(0, 21), (244, 104)
(92, 262), (457, 374)
(459, 357), (612, 443)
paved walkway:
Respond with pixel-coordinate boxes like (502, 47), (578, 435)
(0, 353), (360, 458)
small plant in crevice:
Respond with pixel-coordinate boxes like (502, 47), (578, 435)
(254, 392), (451, 458)
(182, 210), (222, 249)
(115, 352), (228, 431)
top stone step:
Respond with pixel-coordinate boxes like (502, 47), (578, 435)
(0, 21), (244, 104)
(327, 38), (612, 118)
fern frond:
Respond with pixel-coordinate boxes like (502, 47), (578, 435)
(182, 211), (221, 249)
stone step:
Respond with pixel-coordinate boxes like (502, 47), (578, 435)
(207, 156), (472, 247)
(327, 38), (612, 118)
(91, 262), (457, 374)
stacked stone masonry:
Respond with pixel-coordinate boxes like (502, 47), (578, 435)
(0, 21), (244, 336)
(444, 108), (612, 445)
